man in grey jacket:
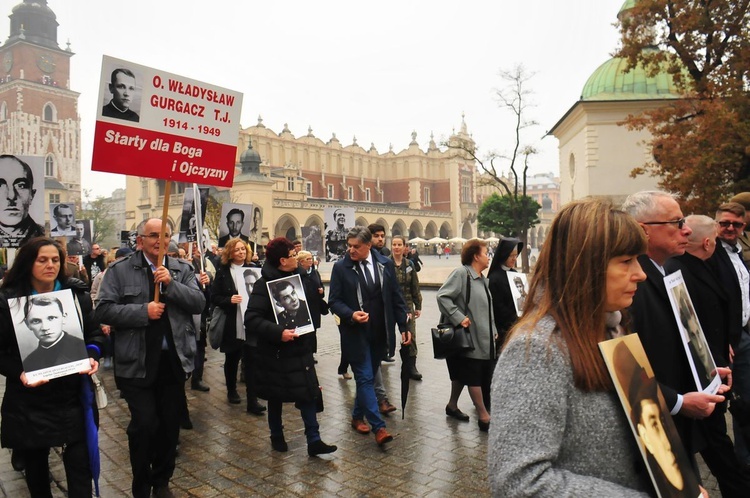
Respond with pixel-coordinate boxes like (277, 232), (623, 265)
(96, 218), (206, 498)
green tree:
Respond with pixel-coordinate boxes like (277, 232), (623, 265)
(616, 0), (750, 213)
(80, 190), (118, 248)
(478, 193), (540, 238)
(447, 64), (540, 271)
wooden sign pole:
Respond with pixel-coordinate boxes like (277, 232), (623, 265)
(154, 180), (172, 303)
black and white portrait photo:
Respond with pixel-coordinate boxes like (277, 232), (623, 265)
(301, 225), (323, 259)
(8, 289), (90, 382)
(121, 230), (138, 250)
(0, 154), (45, 249)
(324, 207), (354, 262)
(100, 66), (142, 122)
(249, 205), (262, 247)
(66, 219), (92, 256)
(266, 274), (314, 335)
(49, 202), (76, 237)
(507, 272), (529, 317)
(218, 202), (253, 248)
(178, 186), (208, 243)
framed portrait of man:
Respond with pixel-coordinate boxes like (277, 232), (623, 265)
(324, 207), (354, 262)
(231, 266), (261, 340)
(506, 272), (529, 317)
(49, 202), (77, 237)
(600, 334), (702, 498)
(8, 289), (90, 383)
(0, 155), (45, 249)
(301, 225), (323, 259)
(66, 219), (92, 256)
(266, 274), (314, 335)
(99, 64), (142, 123)
(179, 186), (209, 243)
(664, 271), (721, 394)
(218, 202), (253, 248)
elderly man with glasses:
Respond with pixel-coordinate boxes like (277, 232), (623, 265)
(96, 218), (207, 498)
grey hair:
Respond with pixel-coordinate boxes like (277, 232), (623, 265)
(621, 191), (676, 222)
(685, 214), (717, 242)
(346, 226), (372, 244)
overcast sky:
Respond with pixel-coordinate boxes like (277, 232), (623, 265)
(2, 0), (627, 199)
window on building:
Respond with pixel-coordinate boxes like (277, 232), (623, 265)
(141, 179), (148, 199)
(0, 101), (6, 121)
(365, 188), (371, 202)
(305, 182), (313, 196)
(347, 186), (354, 200)
(43, 103), (56, 122)
(461, 176), (471, 203)
(45, 154), (55, 177)
(327, 184), (334, 199)
(424, 187), (431, 206)
(287, 176), (295, 191)
(49, 193), (60, 204)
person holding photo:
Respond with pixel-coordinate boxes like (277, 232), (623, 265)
(489, 199), (654, 496)
(245, 237), (336, 456)
(0, 237), (103, 498)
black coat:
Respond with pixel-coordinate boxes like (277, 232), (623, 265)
(667, 253), (731, 367)
(210, 264), (247, 353)
(0, 278), (103, 449)
(244, 263), (319, 403)
(299, 267), (326, 329)
(628, 255), (703, 454)
(706, 239), (746, 350)
(487, 238), (523, 344)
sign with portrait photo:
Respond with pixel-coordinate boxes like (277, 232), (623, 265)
(8, 289), (90, 383)
(0, 155), (45, 249)
(120, 230), (138, 250)
(48, 202), (77, 237)
(324, 207), (354, 262)
(507, 272), (529, 317)
(218, 202), (253, 248)
(178, 185), (208, 243)
(66, 219), (92, 256)
(248, 205), (262, 248)
(266, 274), (314, 335)
(92, 55), (243, 187)
(232, 266), (261, 340)
(600, 334), (702, 498)
(664, 271), (721, 394)
(301, 225), (323, 259)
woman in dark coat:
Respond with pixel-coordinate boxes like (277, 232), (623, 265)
(0, 237), (104, 498)
(210, 238), (265, 413)
(487, 237), (524, 347)
(244, 238), (336, 456)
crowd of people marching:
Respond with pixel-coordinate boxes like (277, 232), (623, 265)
(3, 184), (750, 496)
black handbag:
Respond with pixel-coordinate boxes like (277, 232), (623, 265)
(432, 270), (475, 359)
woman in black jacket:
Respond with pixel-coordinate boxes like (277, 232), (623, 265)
(296, 250), (327, 357)
(487, 237), (524, 347)
(244, 238), (336, 456)
(0, 237), (104, 498)
(210, 238), (265, 414)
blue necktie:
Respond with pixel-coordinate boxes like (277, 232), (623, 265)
(361, 261), (374, 289)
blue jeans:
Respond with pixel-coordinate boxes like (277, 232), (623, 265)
(350, 346), (385, 432)
(732, 330), (750, 464)
(267, 399), (320, 444)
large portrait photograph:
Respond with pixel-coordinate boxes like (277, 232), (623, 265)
(0, 155), (45, 249)
(506, 272), (529, 317)
(66, 219), (92, 256)
(8, 289), (90, 383)
(301, 225), (323, 260)
(218, 202), (253, 248)
(600, 334), (702, 498)
(178, 186), (208, 243)
(266, 274), (314, 335)
(99, 63), (143, 123)
(48, 202), (77, 237)
(324, 207), (354, 262)
(232, 266), (261, 340)
(664, 271), (721, 394)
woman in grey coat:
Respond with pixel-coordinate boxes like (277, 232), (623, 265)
(489, 199), (656, 496)
(436, 238), (496, 432)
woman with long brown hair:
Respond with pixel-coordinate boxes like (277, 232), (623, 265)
(488, 199), (653, 496)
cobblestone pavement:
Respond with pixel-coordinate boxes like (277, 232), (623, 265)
(0, 256), (722, 496)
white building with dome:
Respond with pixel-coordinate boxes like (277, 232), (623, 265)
(549, 0), (681, 205)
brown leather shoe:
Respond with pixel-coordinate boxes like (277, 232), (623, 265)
(378, 399), (397, 414)
(375, 428), (393, 446)
(351, 418), (370, 434)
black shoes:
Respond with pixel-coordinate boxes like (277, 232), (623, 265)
(180, 416), (193, 430)
(227, 390), (241, 404)
(10, 450), (24, 472)
(191, 381), (210, 392)
(247, 398), (267, 415)
(478, 419), (490, 432)
(308, 440), (337, 457)
(445, 405), (470, 422)
(271, 435), (288, 452)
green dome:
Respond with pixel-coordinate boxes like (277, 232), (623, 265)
(581, 56), (681, 101)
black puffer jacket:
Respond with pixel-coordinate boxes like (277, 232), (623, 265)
(244, 263), (319, 403)
(0, 278), (104, 449)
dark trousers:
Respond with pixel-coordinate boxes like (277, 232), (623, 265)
(119, 354), (184, 498)
(242, 345), (260, 402)
(698, 406), (750, 498)
(18, 441), (91, 498)
(224, 348), (242, 391)
(267, 399), (320, 444)
(192, 337), (206, 383)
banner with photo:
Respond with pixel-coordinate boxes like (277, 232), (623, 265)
(324, 207), (354, 262)
(266, 274), (314, 335)
(664, 271), (721, 394)
(600, 334), (702, 498)
(0, 155), (45, 249)
(9, 289), (90, 383)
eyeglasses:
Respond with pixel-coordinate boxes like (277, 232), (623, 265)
(642, 218), (686, 229)
(141, 232), (172, 240)
(718, 221), (746, 229)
